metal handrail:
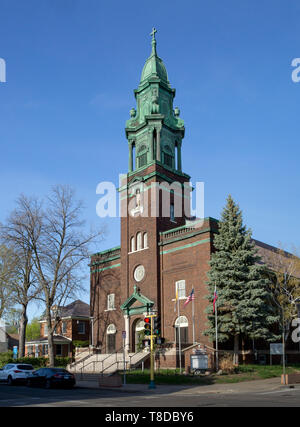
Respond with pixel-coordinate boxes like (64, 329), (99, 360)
(128, 348), (150, 369)
(79, 346), (124, 377)
(101, 359), (129, 375)
(70, 347), (92, 368)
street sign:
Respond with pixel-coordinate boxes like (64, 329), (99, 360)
(270, 343), (284, 355)
(13, 346), (18, 360)
(122, 331), (126, 339)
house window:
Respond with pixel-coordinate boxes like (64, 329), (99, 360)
(44, 324), (48, 337)
(175, 280), (186, 299)
(77, 321), (85, 334)
(107, 294), (115, 311)
(62, 321), (67, 335)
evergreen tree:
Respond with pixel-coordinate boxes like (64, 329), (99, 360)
(205, 195), (279, 365)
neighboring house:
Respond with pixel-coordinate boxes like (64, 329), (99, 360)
(0, 320), (8, 353)
(25, 300), (90, 359)
(0, 320), (19, 353)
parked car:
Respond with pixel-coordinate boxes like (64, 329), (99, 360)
(27, 368), (76, 389)
(0, 363), (34, 385)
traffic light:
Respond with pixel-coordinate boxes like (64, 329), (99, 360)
(144, 316), (151, 336)
(153, 316), (161, 336)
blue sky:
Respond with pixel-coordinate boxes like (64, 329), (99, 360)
(0, 0), (300, 318)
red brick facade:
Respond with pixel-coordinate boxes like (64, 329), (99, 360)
(25, 300), (90, 359)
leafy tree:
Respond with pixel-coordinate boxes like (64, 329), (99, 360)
(26, 317), (41, 341)
(205, 195), (279, 365)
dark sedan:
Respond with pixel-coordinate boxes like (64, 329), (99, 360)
(27, 368), (76, 389)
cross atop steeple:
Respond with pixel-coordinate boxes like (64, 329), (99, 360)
(150, 27), (157, 56)
(150, 27), (157, 41)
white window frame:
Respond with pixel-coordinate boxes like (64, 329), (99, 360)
(107, 293), (115, 311)
(62, 321), (67, 335)
(175, 280), (186, 299)
(44, 324), (48, 337)
(136, 232), (142, 251)
(143, 232), (148, 249)
(131, 236), (135, 252)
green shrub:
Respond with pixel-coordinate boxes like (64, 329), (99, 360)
(0, 355), (71, 369)
(73, 340), (89, 348)
(0, 351), (13, 368)
(54, 356), (71, 368)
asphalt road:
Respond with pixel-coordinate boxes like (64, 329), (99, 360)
(0, 383), (300, 407)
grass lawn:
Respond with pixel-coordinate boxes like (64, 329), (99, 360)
(122, 364), (300, 386)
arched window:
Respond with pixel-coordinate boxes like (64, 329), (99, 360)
(137, 232), (142, 251)
(143, 232), (148, 248)
(175, 316), (189, 344)
(131, 236), (135, 252)
(107, 324), (117, 334)
(175, 316), (188, 328)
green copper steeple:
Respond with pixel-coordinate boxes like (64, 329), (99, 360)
(126, 29), (185, 174)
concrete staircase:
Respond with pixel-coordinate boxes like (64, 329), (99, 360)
(68, 348), (150, 375)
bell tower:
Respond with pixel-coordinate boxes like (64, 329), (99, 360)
(119, 30), (192, 350)
(126, 28), (185, 174)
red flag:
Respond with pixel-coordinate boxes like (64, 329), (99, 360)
(213, 286), (218, 314)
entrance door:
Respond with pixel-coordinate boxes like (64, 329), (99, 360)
(106, 324), (117, 353)
(175, 326), (188, 344)
(107, 334), (116, 353)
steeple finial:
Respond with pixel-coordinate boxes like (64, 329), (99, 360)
(150, 27), (157, 55)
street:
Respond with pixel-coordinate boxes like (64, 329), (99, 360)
(0, 382), (300, 407)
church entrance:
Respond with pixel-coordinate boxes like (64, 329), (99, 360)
(106, 324), (116, 353)
(175, 316), (189, 345)
(175, 316), (188, 368)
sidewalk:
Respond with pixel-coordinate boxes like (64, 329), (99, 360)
(75, 376), (292, 396)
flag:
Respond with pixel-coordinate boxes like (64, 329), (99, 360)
(174, 289), (178, 312)
(213, 286), (218, 314)
(184, 288), (195, 307)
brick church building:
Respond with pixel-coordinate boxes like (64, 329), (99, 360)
(89, 30), (294, 365)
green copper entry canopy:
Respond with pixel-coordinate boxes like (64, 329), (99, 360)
(139, 28), (170, 87)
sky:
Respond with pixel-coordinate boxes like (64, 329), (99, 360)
(0, 0), (300, 319)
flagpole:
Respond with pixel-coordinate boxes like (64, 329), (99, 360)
(192, 295), (195, 345)
(177, 296), (182, 374)
(215, 289), (219, 372)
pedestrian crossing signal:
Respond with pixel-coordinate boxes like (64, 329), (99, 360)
(153, 316), (161, 336)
